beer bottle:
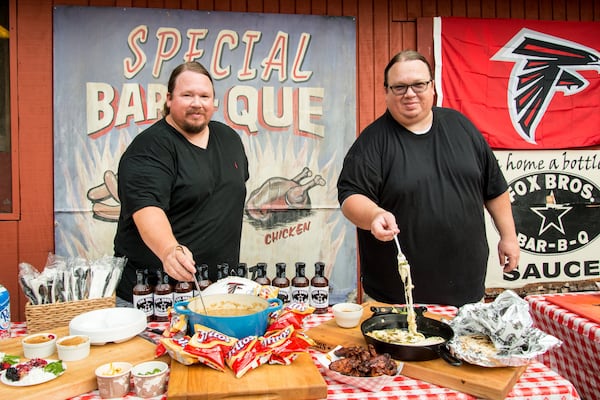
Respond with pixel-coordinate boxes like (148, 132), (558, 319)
(272, 262), (290, 304)
(310, 262), (329, 314)
(132, 269), (153, 322)
(291, 262), (310, 304)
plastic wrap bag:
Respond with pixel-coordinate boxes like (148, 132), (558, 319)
(18, 253), (126, 304)
(447, 290), (562, 367)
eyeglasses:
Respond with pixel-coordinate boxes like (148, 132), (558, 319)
(387, 80), (432, 96)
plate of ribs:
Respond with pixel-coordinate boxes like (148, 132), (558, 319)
(314, 344), (399, 392)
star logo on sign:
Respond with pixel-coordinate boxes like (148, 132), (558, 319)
(531, 203), (572, 235)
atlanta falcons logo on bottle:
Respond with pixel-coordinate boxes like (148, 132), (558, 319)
(492, 28), (600, 144)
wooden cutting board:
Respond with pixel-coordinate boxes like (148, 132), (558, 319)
(305, 303), (526, 400)
(0, 325), (167, 400)
(167, 351), (327, 399)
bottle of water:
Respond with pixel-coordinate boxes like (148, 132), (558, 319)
(0, 284), (10, 339)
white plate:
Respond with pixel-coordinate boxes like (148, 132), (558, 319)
(69, 307), (147, 345)
(0, 359), (66, 387)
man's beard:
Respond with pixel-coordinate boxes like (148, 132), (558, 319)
(181, 120), (206, 134)
(181, 110), (207, 134)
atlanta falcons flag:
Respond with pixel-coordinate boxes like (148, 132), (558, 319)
(434, 17), (600, 149)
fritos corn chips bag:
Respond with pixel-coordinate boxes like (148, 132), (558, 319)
(183, 324), (237, 372)
(225, 335), (270, 378)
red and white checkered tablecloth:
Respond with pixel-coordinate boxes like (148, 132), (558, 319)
(304, 305), (580, 400)
(7, 304), (581, 400)
(526, 292), (600, 400)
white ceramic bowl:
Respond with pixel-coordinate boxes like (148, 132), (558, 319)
(69, 307), (147, 345)
(56, 335), (91, 361)
(21, 332), (57, 359)
(131, 360), (169, 398)
(95, 361), (133, 398)
(332, 302), (364, 328)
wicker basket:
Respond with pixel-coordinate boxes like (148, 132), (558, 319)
(25, 296), (116, 333)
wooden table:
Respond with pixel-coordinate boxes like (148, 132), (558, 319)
(526, 292), (600, 400)
(2, 305), (582, 400)
(0, 325), (166, 400)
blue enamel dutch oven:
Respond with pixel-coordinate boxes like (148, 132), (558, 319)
(174, 293), (282, 338)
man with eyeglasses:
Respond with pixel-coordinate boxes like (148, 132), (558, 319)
(337, 50), (519, 307)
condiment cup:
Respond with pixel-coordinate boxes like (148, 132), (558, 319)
(131, 360), (169, 398)
(95, 362), (133, 399)
(22, 332), (57, 359)
(332, 302), (364, 328)
(56, 334), (91, 361)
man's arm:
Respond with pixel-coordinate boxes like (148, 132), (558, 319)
(133, 206), (197, 281)
(341, 194), (399, 241)
(485, 191), (520, 272)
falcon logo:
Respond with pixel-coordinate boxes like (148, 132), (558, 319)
(492, 29), (600, 144)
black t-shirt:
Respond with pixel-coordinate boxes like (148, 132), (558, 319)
(114, 118), (249, 301)
(337, 107), (507, 307)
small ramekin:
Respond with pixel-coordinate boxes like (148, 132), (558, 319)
(22, 332), (57, 359)
(95, 361), (133, 399)
(332, 302), (364, 328)
(131, 360), (169, 398)
(56, 335), (91, 361)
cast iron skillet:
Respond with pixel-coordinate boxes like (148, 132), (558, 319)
(361, 306), (462, 366)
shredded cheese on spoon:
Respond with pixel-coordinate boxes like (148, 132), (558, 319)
(397, 253), (424, 341)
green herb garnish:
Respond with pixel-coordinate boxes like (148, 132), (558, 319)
(2, 354), (20, 365)
(44, 361), (65, 375)
(141, 367), (162, 375)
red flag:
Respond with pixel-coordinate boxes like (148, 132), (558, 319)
(434, 17), (600, 149)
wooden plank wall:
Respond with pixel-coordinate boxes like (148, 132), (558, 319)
(3, 0), (598, 319)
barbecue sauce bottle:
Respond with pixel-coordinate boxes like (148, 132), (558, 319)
(291, 262), (310, 304)
(174, 280), (193, 303)
(216, 263), (232, 280)
(233, 262), (248, 278)
(310, 262), (329, 314)
(133, 269), (154, 322)
(251, 263), (271, 285)
(154, 270), (173, 322)
(272, 262), (290, 304)
(194, 264), (212, 296)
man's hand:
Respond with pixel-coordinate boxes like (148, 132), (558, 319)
(498, 238), (520, 273)
(161, 244), (197, 282)
(370, 210), (400, 242)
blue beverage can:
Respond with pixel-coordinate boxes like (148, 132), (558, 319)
(0, 284), (10, 339)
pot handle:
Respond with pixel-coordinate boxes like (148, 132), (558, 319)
(438, 345), (462, 366)
(266, 297), (283, 314)
(173, 300), (191, 315)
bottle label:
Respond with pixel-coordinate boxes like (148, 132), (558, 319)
(0, 286), (10, 339)
(277, 287), (291, 303)
(174, 291), (193, 304)
(310, 286), (329, 308)
(291, 287), (310, 304)
(133, 293), (154, 317)
(154, 293), (173, 317)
